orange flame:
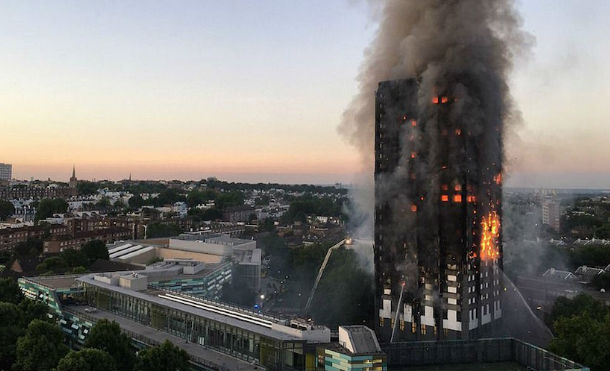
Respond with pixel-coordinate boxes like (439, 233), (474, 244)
(441, 96), (449, 103)
(480, 211), (500, 261)
(493, 173), (502, 185)
(432, 97), (439, 104)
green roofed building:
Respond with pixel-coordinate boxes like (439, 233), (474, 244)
(317, 326), (387, 371)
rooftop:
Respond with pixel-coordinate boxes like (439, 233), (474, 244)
(77, 272), (325, 342)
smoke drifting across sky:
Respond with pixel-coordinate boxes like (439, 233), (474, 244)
(340, 0), (532, 241)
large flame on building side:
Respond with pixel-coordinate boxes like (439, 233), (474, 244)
(480, 211), (500, 261)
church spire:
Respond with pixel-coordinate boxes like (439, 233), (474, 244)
(69, 164), (78, 189)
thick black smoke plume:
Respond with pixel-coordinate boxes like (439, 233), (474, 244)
(341, 0), (531, 245)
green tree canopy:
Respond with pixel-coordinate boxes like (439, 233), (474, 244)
(15, 319), (68, 371)
(215, 191), (244, 210)
(186, 190), (217, 208)
(128, 194), (144, 209)
(0, 302), (25, 370)
(0, 277), (24, 304)
(34, 198), (68, 223)
(60, 248), (89, 268)
(134, 340), (189, 371)
(81, 240), (110, 264)
(0, 200), (15, 220)
(549, 312), (610, 371)
(14, 239), (43, 258)
(548, 294), (610, 371)
(36, 256), (69, 274)
(57, 349), (117, 371)
(84, 319), (135, 371)
(77, 181), (99, 196)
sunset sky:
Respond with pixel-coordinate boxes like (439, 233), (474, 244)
(1, 0), (608, 188)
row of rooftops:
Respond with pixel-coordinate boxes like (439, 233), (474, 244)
(543, 264), (610, 283)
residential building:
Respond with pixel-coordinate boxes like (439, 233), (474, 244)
(0, 163), (12, 181)
(43, 227), (130, 253)
(374, 79), (503, 342)
(317, 326), (387, 371)
(542, 196), (561, 232)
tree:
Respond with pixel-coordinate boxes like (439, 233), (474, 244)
(0, 277), (24, 304)
(95, 197), (111, 210)
(128, 194), (144, 209)
(0, 200), (15, 220)
(77, 181), (99, 196)
(18, 299), (49, 327)
(57, 349), (117, 371)
(134, 340), (189, 371)
(84, 319), (135, 371)
(34, 198), (68, 223)
(547, 294), (610, 371)
(259, 217), (276, 232)
(36, 256), (69, 274)
(0, 302), (25, 370)
(547, 293), (608, 329)
(60, 248), (88, 268)
(215, 191), (244, 210)
(15, 319), (68, 371)
(14, 239), (43, 258)
(186, 190), (216, 208)
(549, 312), (610, 371)
(81, 240), (109, 264)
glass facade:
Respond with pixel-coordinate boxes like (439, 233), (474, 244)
(81, 282), (306, 370)
(148, 263), (231, 299)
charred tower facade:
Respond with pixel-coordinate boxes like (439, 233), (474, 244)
(374, 79), (503, 342)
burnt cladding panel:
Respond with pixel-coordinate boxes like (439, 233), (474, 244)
(374, 79), (420, 341)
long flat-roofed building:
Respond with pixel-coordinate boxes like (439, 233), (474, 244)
(19, 262), (330, 370)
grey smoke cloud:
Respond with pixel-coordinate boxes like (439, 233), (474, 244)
(340, 0), (531, 243)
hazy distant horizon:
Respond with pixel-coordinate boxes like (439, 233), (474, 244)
(9, 166), (609, 190)
(1, 1), (608, 190)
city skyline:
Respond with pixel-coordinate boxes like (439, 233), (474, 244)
(1, 0), (609, 188)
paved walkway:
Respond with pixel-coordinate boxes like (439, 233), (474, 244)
(66, 306), (264, 371)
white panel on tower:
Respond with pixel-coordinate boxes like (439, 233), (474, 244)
(379, 298), (391, 319)
(403, 304), (412, 322)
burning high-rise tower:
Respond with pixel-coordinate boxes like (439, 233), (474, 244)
(374, 78), (503, 342)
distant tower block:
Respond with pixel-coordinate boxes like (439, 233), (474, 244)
(374, 79), (503, 342)
(69, 165), (78, 189)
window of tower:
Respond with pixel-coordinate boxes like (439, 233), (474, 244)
(441, 195), (449, 202)
(411, 204), (417, 212)
(441, 96), (449, 103)
(411, 120), (417, 127)
(454, 194), (462, 203)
